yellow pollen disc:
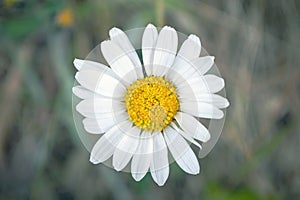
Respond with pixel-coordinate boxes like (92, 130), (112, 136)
(124, 76), (179, 133)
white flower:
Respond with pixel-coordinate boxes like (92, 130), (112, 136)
(72, 24), (229, 186)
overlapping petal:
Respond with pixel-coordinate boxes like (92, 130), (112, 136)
(82, 111), (128, 134)
(142, 24), (158, 76)
(73, 58), (110, 71)
(170, 122), (202, 149)
(165, 34), (201, 84)
(151, 26), (178, 76)
(75, 69), (125, 98)
(131, 132), (153, 181)
(150, 132), (169, 186)
(109, 27), (144, 79)
(101, 40), (138, 85)
(180, 93), (229, 109)
(175, 112), (211, 142)
(180, 101), (224, 119)
(89, 121), (132, 164)
(76, 98), (124, 116)
(113, 126), (140, 171)
(191, 56), (215, 75)
(164, 126), (200, 174)
(72, 86), (101, 99)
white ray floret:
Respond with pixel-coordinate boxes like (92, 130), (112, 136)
(109, 27), (144, 79)
(142, 24), (158, 76)
(164, 126), (200, 174)
(152, 26), (178, 76)
(131, 132), (153, 181)
(101, 40), (138, 85)
(150, 132), (169, 186)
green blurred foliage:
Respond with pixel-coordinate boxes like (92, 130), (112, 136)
(206, 183), (260, 200)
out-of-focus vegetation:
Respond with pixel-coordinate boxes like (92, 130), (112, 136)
(0, 0), (299, 199)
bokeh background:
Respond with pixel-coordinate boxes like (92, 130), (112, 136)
(1, 0), (300, 199)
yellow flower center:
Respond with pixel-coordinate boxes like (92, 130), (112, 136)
(125, 76), (179, 133)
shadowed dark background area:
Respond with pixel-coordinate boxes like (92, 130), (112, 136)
(0, 0), (300, 199)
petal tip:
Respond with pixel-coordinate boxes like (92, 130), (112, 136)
(89, 156), (99, 164)
(75, 103), (81, 113)
(132, 173), (144, 182)
(216, 110), (224, 119)
(188, 34), (201, 45)
(73, 58), (80, 63)
(114, 167), (122, 172)
(156, 177), (167, 186)
(72, 86), (77, 95)
(224, 99), (230, 108)
(221, 78), (225, 87)
(74, 72), (79, 81)
(161, 25), (175, 32)
(100, 40), (110, 47)
(109, 27), (122, 37)
(203, 132), (211, 143)
(146, 23), (156, 29)
(113, 157), (125, 172)
(74, 58), (83, 70)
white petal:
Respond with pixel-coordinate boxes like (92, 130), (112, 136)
(166, 61), (199, 86)
(75, 69), (125, 98)
(82, 111), (128, 134)
(72, 86), (102, 99)
(170, 122), (202, 149)
(101, 40), (137, 85)
(164, 126), (200, 175)
(131, 132), (153, 181)
(109, 27), (143, 79)
(191, 56), (215, 75)
(165, 35), (200, 84)
(113, 126), (140, 171)
(176, 75), (210, 97)
(150, 132), (169, 186)
(175, 112), (210, 142)
(76, 101), (126, 119)
(203, 75), (225, 93)
(176, 74), (225, 99)
(76, 98), (124, 117)
(177, 34), (201, 61)
(82, 118), (105, 134)
(180, 100), (224, 119)
(73, 58), (110, 71)
(152, 26), (178, 76)
(81, 111), (127, 120)
(142, 24), (158, 76)
(89, 121), (132, 164)
(180, 93), (230, 109)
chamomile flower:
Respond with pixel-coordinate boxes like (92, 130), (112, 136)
(72, 24), (229, 186)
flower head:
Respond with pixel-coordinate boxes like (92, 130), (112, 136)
(73, 24), (229, 186)
(56, 8), (73, 27)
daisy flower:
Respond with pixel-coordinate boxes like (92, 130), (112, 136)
(72, 24), (229, 186)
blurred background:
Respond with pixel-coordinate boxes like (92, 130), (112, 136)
(0, 0), (300, 199)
